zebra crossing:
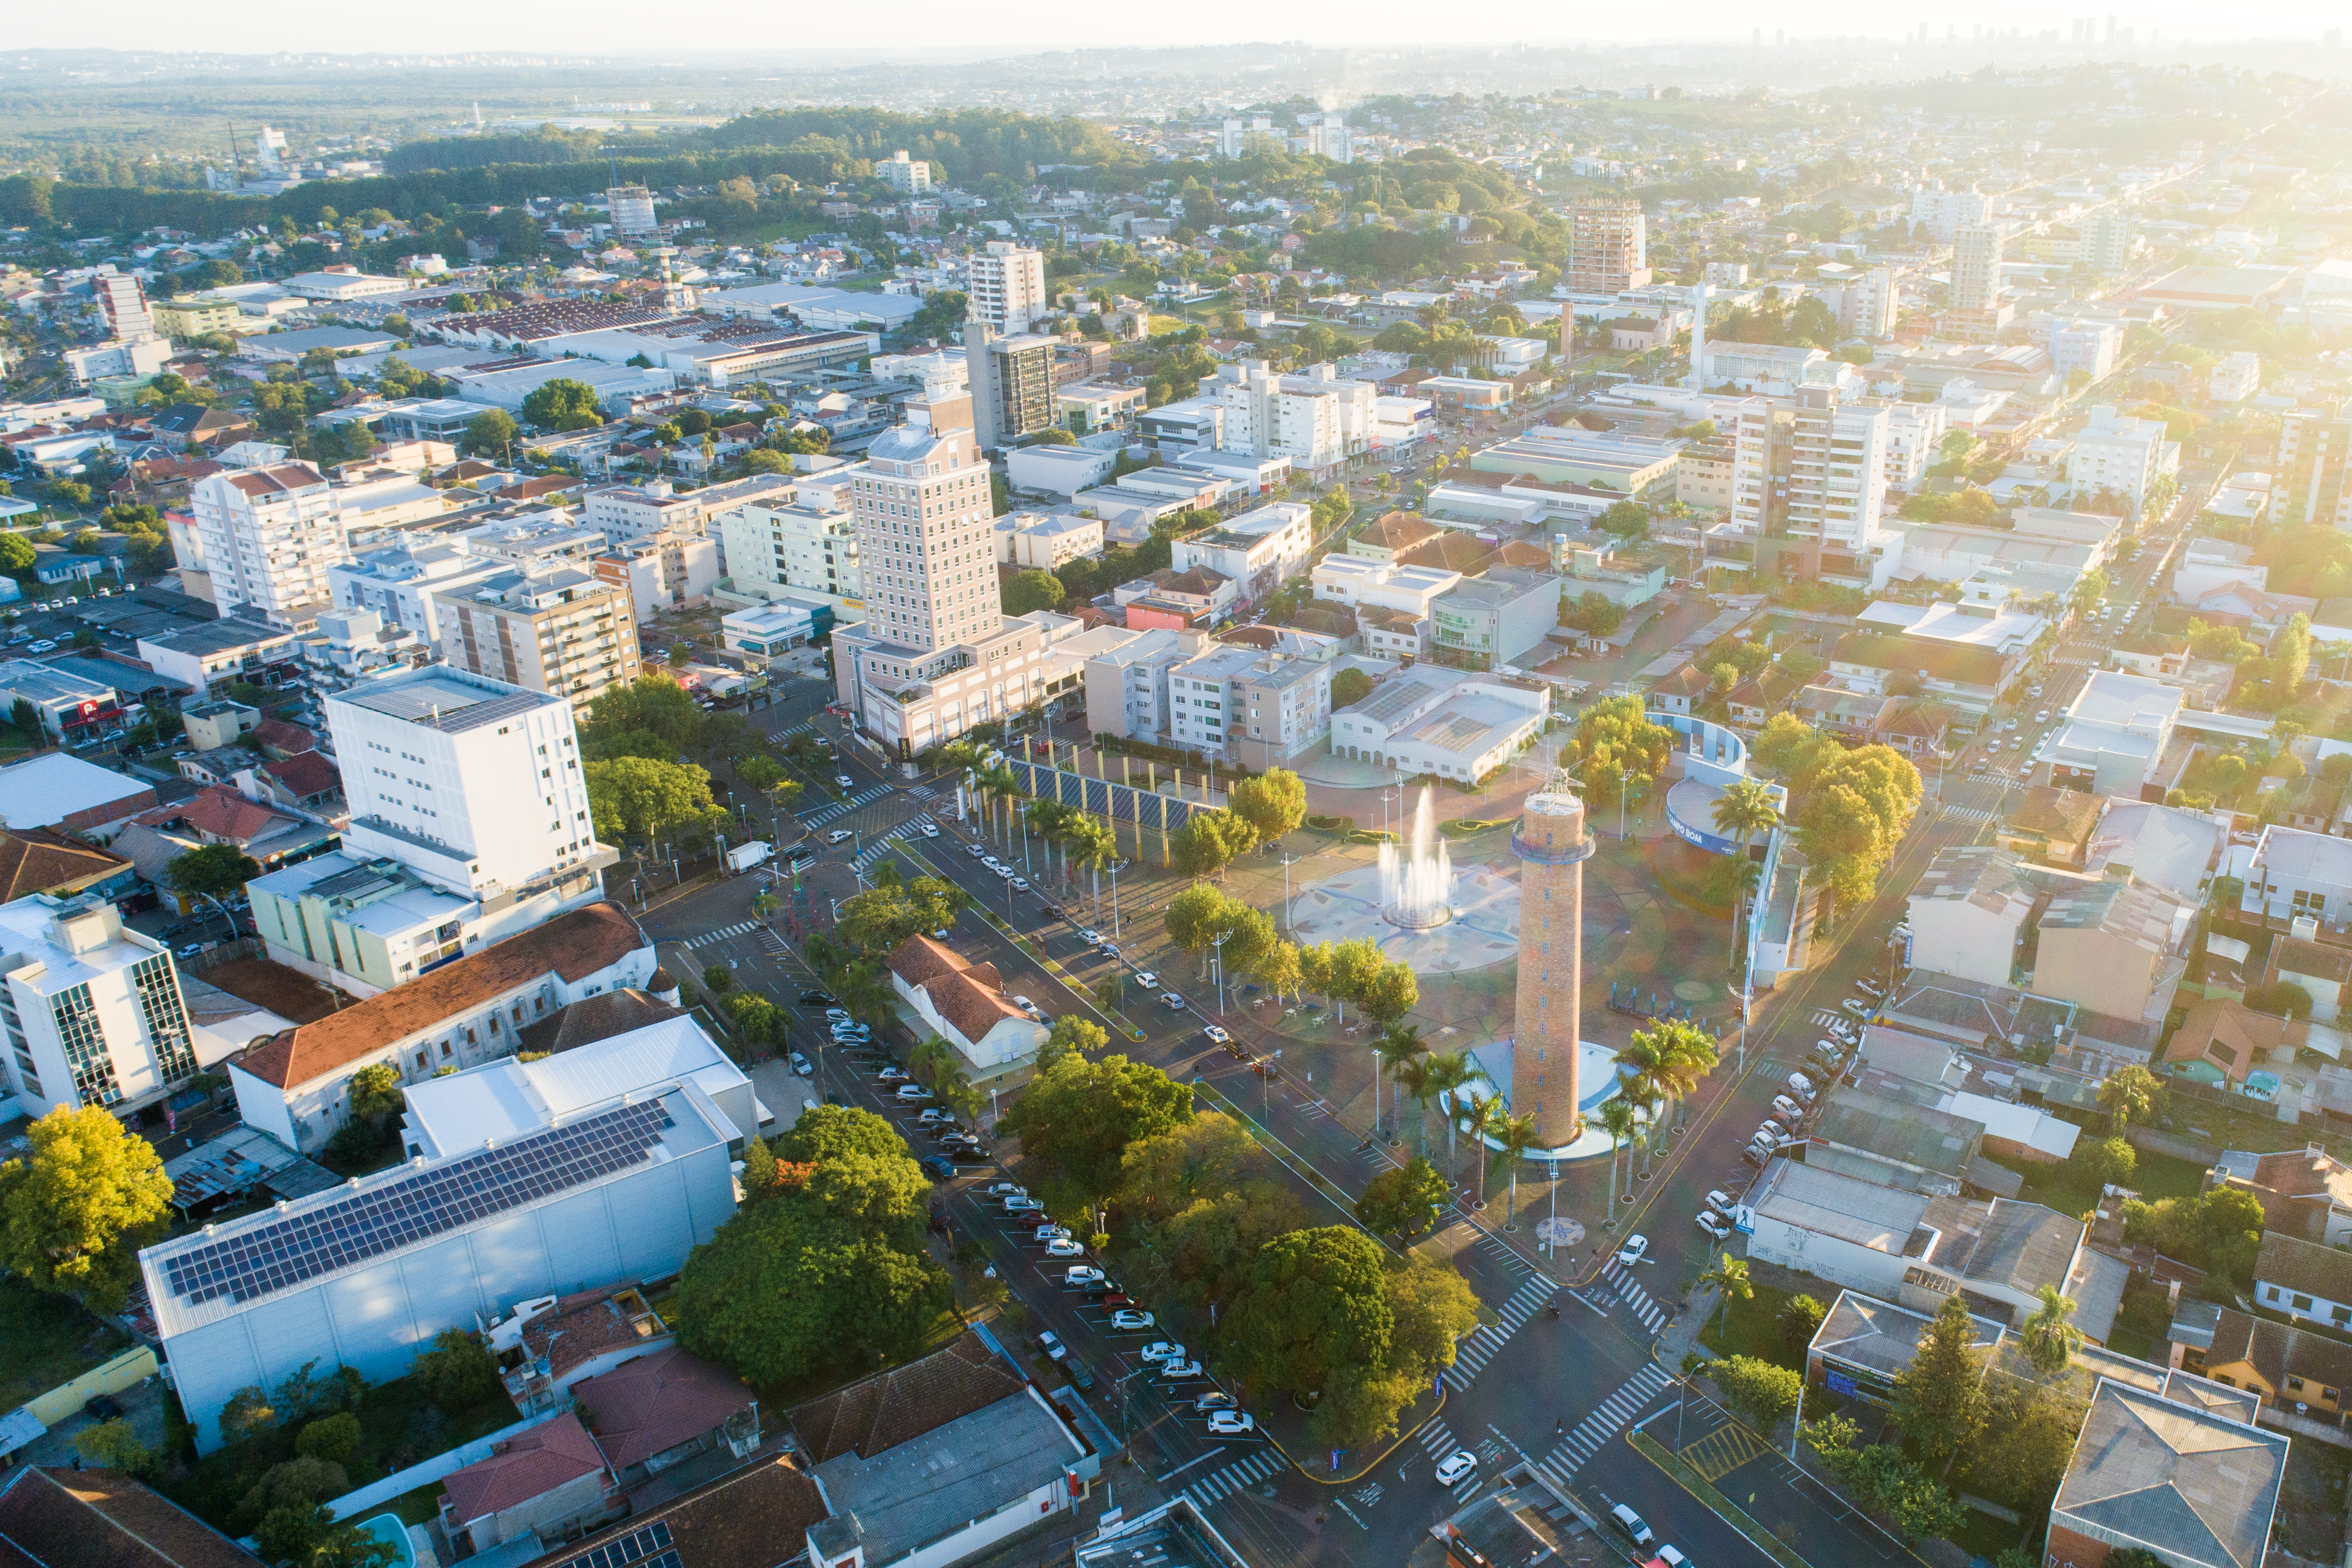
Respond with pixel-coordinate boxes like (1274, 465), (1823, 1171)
(1601, 1255), (1669, 1333)
(1416, 1414), (1466, 1464)
(852, 823), (932, 874)
(1184, 1448), (1284, 1507)
(1443, 1276), (1554, 1391)
(1941, 804), (1996, 823)
(1809, 1009), (1856, 1030)
(684, 920), (764, 950)
(1527, 1363), (1676, 1491)
(799, 785), (893, 827)
(1473, 1231), (1539, 1279)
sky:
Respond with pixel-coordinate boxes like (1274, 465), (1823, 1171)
(17, 1), (2352, 56)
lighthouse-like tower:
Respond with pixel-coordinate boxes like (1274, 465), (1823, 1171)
(1511, 785), (1594, 1145)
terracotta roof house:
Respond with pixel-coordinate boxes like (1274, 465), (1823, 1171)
(2206, 1144), (2352, 1247)
(1646, 661), (1713, 716)
(437, 1412), (614, 1557)
(149, 404), (255, 453)
(491, 1282), (674, 1414)
(251, 718), (317, 758)
(2047, 1375), (2286, 1568)
(572, 1346), (760, 1478)
(787, 1332), (1098, 1568)
(0, 825), (134, 902)
(0, 1467), (264, 1567)
(1997, 784), (2105, 869)
(1726, 664), (1805, 728)
(2163, 997), (2301, 1093)
(226, 900), (655, 1154)
(251, 750), (344, 815)
(883, 934), (1047, 1081)
(2190, 1306), (2352, 1423)
(1348, 510), (1443, 562)
(1395, 530), (1501, 576)
(515, 1457), (829, 1568)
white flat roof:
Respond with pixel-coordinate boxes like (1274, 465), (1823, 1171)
(400, 1014), (746, 1152)
(0, 751), (151, 828)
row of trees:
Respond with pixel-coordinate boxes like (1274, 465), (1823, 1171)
(1750, 714), (1923, 908)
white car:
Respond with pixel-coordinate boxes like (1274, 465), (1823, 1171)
(983, 857), (1006, 872)
(966, 843), (986, 859)
(1203, 1025), (1232, 1045)
(833, 774), (854, 789)
(1758, 1118), (1788, 1142)
(1002, 1195), (1043, 1213)
(1161, 990), (1186, 1009)
(918, 822), (940, 838)
(1207, 1410), (1256, 1436)
(1110, 1309), (1155, 1330)
(1010, 877), (1030, 891)
(1064, 1265), (1105, 1287)
(25, 639), (56, 654)
(1840, 998), (1871, 1018)
(1157, 1358), (1204, 1380)
(826, 828), (854, 845)
(1697, 1211), (1732, 1241)
(1135, 971), (1160, 989)
(1079, 928), (1101, 943)
(1030, 1225), (1072, 1244)
(895, 1085), (934, 1102)
(825, 1008), (854, 1023)
(790, 1052), (813, 1077)
(1772, 1094), (1803, 1122)
(1139, 1341), (1185, 1364)
(987, 1182), (1027, 1198)
(1615, 1234), (1648, 1268)
(997, 864), (1017, 881)
(918, 1109), (958, 1126)
(1434, 1450), (1478, 1488)
(1044, 1237), (1087, 1258)
(1705, 1189), (1734, 1214)
(1194, 1393), (1239, 1413)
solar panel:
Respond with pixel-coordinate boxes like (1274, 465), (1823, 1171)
(555, 1521), (675, 1568)
(162, 1099), (672, 1308)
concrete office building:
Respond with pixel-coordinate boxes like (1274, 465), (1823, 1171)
(91, 267), (156, 344)
(2048, 320), (2120, 387)
(189, 463), (349, 629)
(965, 241), (1048, 334)
(965, 326), (1058, 451)
(439, 565), (640, 706)
(1564, 197), (1651, 294)
(848, 413), (996, 652)
(0, 894), (210, 1118)
(1947, 225), (2009, 335)
(718, 499), (862, 601)
(328, 537), (518, 648)
(2068, 405), (2179, 519)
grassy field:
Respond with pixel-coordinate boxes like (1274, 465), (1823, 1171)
(1982, 1144), (2205, 1221)
(1697, 1279), (1810, 1370)
(0, 1275), (129, 1410)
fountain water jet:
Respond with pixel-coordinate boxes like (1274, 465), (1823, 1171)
(1379, 787), (1455, 930)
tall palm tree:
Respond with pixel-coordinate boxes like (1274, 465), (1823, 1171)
(910, 1034), (957, 1085)
(1420, 1052), (1476, 1184)
(1599, 1098), (1640, 1225)
(1656, 1021), (1720, 1135)
(935, 1062), (984, 1125)
(1696, 1255), (1752, 1339)
(1461, 1094), (1504, 1208)
(1025, 799), (1071, 884)
(2021, 1285), (2083, 1375)
(1613, 1031), (1670, 1172)
(1491, 1112), (1542, 1229)
(1375, 1024), (1429, 1140)
(1711, 779), (1781, 855)
(1393, 1056), (1435, 1159)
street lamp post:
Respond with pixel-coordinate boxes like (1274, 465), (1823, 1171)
(1618, 770), (1631, 839)
(1212, 929), (1233, 1015)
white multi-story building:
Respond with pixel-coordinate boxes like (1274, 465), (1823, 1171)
(1878, 400), (1950, 491)
(1218, 116), (1274, 159)
(1911, 184), (1991, 242)
(583, 479), (704, 544)
(1307, 112), (1352, 164)
(1841, 267), (1900, 341)
(1729, 388), (1894, 590)
(2068, 405), (2180, 518)
(327, 666), (609, 920)
(717, 499), (862, 601)
(189, 462), (350, 629)
(848, 414), (996, 652)
(1950, 225), (2005, 315)
(1168, 501), (1315, 602)
(607, 185), (658, 238)
(2048, 320), (2120, 388)
(1214, 361), (1374, 481)
(1166, 644), (1258, 758)
(329, 536), (510, 647)
(91, 266), (156, 344)
(2211, 352), (2262, 404)
(880, 150), (933, 195)
(2084, 207), (2134, 276)
(965, 241), (1048, 334)
(0, 895), (210, 1118)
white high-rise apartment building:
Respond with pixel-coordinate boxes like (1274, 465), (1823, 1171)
(966, 241), (1048, 334)
(0, 895), (204, 1118)
(327, 666), (608, 912)
(849, 415), (997, 651)
(91, 266), (156, 344)
(1877, 401), (1950, 491)
(1910, 184), (1991, 242)
(2068, 405), (2178, 519)
(2084, 209), (2134, 276)
(881, 151), (933, 194)
(1219, 117), (1273, 158)
(189, 463), (350, 629)
(1950, 225), (2004, 314)
(1308, 113), (1352, 164)
(1215, 360), (1374, 480)
(607, 185), (658, 238)
(1841, 268), (1899, 341)
(1729, 388), (1892, 587)
(2210, 352), (2261, 404)
(2049, 320), (2120, 387)
(719, 500), (863, 600)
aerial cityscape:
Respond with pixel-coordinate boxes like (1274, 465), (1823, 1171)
(0, 24), (2350, 1568)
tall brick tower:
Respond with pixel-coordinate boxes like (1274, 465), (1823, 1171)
(1511, 788), (1594, 1145)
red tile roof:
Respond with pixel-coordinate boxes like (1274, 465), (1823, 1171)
(259, 749), (341, 800)
(0, 826), (130, 901)
(572, 1346), (752, 1470)
(440, 1412), (608, 1523)
(517, 1457), (825, 1568)
(0, 1468), (262, 1568)
(223, 464), (327, 497)
(133, 785), (296, 847)
(238, 901), (649, 1089)
(787, 1332), (1026, 1464)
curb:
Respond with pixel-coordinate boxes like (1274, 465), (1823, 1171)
(1626, 1430), (1813, 1568)
(1260, 1387), (1451, 1489)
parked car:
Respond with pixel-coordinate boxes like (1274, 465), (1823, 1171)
(798, 990), (836, 1006)
(1139, 1341), (1185, 1364)
(1157, 1359), (1203, 1380)
(966, 843), (986, 859)
(1034, 1330), (1069, 1364)
(790, 1052), (813, 1076)
(824, 1008), (854, 1023)
(1044, 1237), (1086, 1258)
(1705, 1189), (1734, 1214)
(1696, 1210), (1732, 1241)
(1110, 1309), (1155, 1330)
(1788, 1071), (1816, 1100)
(1435, 1451), (1478, 1488)
(1194, 1392), (1239, 1413)
(1840, 998), (1871, 1018)
(875, 1068), (909, 1083)
(1758, 1118), (1787, 1142)
(1002, 1195), (1043, 1213)
(1064, 1361), (1095, 1392)
(1772, 1095), (1804, 1122)
(1065, 1266), (1105, 1287)
(919, 1155), (957, 1181)
(987, 1182), (1027, 1198)
(1135, 972), (1160, 990)
(1610, 1505), (1655, 1550)
(917, 1109), (958, 1127)
(1207, 1411), (1256, 1436)
(894, 1085), (934, 1102)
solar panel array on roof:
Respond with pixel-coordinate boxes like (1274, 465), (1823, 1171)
(161, 1099), (671, 1308)
(1359, 676), (1442, 725)
(557, 1521), (675, 1568)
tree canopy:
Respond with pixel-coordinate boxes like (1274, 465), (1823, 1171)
(1563, 695), (1673, 808)
(0, 1106), (176, 1310)
(1002, 1053), (1194, 1202)
(519, 378), (604, 430)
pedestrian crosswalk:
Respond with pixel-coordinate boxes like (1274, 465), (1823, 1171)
(1809, 1009), (1854, 1030)
(800, 785), (893, 827)
(1527, 1363), (1676, 1491)
(1443, 1276), (1554, 1391)
(1941, 804), (1995, 823)
(685, 920), (764, 950)
(1416, 1415), (1465, 1463)
(1185, 1448), (1284, 1507)
(1601, 1254), (1669, 1333)
(1474, 1232), (1539, 1279)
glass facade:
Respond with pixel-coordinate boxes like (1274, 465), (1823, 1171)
(51, 983), (120, 1107)
(132, 952), (200, 1085)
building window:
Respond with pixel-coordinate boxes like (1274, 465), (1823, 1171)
(50, 984), (119, 1107)
(131, 953), (199, 1084)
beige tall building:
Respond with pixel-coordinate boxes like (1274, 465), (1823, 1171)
(1511, 789), (1593, 1145)
(440, 566), (641, 706)
(1946, 224), (2011, 336)
(965, 240), (1049, 334)
(849, 410), (998, 651)
(1564, 198), (1652, 294)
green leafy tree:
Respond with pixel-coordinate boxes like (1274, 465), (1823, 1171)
(519, 378), (604, 430)
(1565, 695), (1673, 809)
(1892, 1294), (1989, 1460)
(1965, 1378), (2090, 1512)
(1172, 808), (1258, 880)
(584, 755), (730, 843)
(1779, 1294), (1829, 1354)
(1227, 768), (1307, 844)
(1356, 960), (1420, 1028)
(348, 1061), (404, 1125)
(1595, 499), (1650, 540)
(1002, 1053), (1194, 1200)
(2096, 1063), (2167, 1133)
(73, 1417), (157, 1474)
(1224, 1226), (1394, 1394)
(2020, 1285), (2083, 1376)
(1001, 569), (1066, 615)
(1331, 666), (1375, 708)
(1562, 590), (1626, 638)
(0, 533), (40, 577)
(1355, 1156), (1449, 1239)
(0, 1106), (175, 1310)
(1116, 1114), (1305, 1311)
(295, 1411), (363, 1465)
(1035, 1014), (1108, 1073)
(408, 1326), (502, 1412)
(168, 842), (262, 903)
(2070, 1135), (2137, 1192)
(460, 408), (518, 457)
(1710, 1354), (1802, 1430)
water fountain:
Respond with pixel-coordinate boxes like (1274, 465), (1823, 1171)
(1379, 787), (1455, 930)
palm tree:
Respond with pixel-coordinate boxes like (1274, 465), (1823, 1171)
(1420, 1052), (1476, 1184)
(2021, 1285), (2083, 1375)
(1613, 1032), (1670, 1172)
(1599, 1098), (1640, 1226)
(1025, 799), (1072, 885)
(935, 1062), (984, 1125)
(1695, 1255), (1753, 1339)
(1375, 1024), (1429, 1139)
(1393, 1056), (1435, 1159)
(910, 1034), (957, 1085)
(1711, 779), (1780, 856)
(1655, 1021), (1719, 1135)
(1490, 1112), (1541, 1229)
(1461, 1094), (1504, 1208)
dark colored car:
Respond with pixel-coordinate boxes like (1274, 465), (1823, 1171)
(919, 1155), (956, 1181)
(797, 989), (836, 1006)
(83, 1394), (125, 1422)
(1065, 1361), (1096, 1392)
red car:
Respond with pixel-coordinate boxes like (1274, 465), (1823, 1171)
(1097, 1292), (1136, 1310)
